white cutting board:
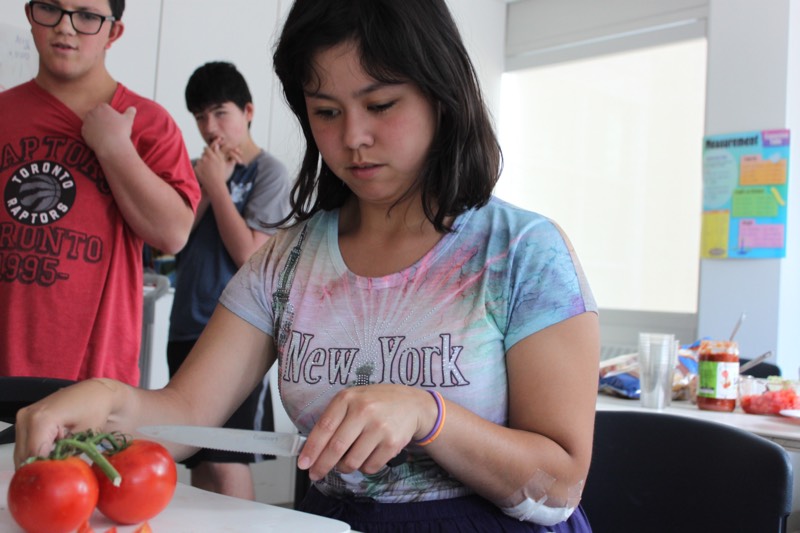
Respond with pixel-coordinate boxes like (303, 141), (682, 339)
(0, 433), (350, 533)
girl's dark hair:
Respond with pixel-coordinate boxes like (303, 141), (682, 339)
(108, 0), (124, 20)
(272, 0), (501, 232)
(185, 61), (253, 116)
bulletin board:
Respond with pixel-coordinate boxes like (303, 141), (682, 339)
(0, 22), (37, 92)
(700, 129), (791, 259)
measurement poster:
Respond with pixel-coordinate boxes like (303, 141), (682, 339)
(701, 129), (790, 259)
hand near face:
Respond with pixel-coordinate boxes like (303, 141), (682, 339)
(194, 138), (242, 194)
(81, 105), (136, 157)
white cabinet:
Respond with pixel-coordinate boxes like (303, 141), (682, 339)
(152, 1), (291, 162)
(105, 0), (162, 99)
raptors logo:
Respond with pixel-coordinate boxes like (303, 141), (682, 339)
(4, 160), (76, 226)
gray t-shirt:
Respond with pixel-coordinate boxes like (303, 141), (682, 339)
(169, 150), (291, 341)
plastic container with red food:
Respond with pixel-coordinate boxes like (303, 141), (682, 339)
(739, 375), (800, 415)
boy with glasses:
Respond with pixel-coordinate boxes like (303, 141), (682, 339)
(0, 1), (201, 386)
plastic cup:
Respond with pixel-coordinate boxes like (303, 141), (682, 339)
(638, 332), (677, 409)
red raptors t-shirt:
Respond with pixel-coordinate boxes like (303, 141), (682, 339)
(0, 81), (200, 385)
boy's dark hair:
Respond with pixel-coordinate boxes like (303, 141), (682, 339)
(272, 0), (501, 231)
(184, 61), (253, 116)
(108, 0), (124, 20)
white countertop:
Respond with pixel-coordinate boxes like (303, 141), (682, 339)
(0, 422), (350, 533)
(597, 394), (800, 452)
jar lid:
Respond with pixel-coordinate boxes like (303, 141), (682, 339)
(699, 339), (740, 355)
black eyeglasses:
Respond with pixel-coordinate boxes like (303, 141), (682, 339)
(28, 1), (115, 36)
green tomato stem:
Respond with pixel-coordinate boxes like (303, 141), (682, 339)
(54, 433), (122, 487)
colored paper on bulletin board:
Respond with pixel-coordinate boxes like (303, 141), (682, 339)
(701, 129), (790, 259)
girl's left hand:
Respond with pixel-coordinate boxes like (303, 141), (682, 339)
(297, 384), (437, 480)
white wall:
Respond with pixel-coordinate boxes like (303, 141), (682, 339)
(0, 0), (504, 187)
(104, 0), (161, 98)
(507, 0), (800, 374)
(506, 0), (707, 69)
(102, 1), (295, 174)
(699, 0), (800, 375)
(0, 3), (27, 28)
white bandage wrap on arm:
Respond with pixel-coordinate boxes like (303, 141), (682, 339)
(500, 496), (575, 526)
(496, 469), (584, 526)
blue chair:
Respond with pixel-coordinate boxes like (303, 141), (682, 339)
(582, 409), (793, 533)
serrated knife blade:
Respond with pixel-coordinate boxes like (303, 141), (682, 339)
(138, 425), (307, 456)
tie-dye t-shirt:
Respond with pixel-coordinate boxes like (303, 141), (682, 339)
(220, 196), (596, 503)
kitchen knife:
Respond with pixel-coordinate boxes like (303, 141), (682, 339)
(138, 425), (307, 457)
(138, 424), (409, 467)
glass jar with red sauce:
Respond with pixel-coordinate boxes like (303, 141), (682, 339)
(697, 340), (740, 412)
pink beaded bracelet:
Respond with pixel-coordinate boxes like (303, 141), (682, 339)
(414, 390), (445, 446)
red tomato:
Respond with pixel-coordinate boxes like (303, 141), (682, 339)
(7, 457), (99, 533)
(92, 439), (177, 524)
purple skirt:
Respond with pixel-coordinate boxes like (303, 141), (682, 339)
(298, 487), (593, 533)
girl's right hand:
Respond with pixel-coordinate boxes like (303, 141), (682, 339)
(13, 378), (121, 468)
(297, 384), (437, 481)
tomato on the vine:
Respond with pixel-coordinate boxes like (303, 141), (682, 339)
(92, 439), (177, 524)
(7, 457), (99, 533)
